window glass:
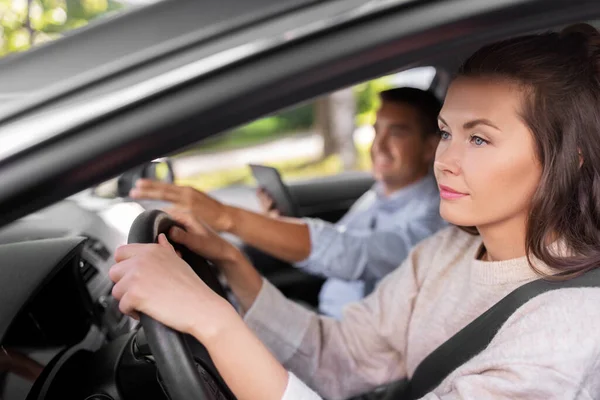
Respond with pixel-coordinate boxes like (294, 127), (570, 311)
(174, 67), (438, 192)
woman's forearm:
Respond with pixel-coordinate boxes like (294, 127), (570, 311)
(192, 308), (289, 400)
(219, 252), (265, 313)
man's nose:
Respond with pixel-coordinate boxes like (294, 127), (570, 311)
(372, 130), (389, 152)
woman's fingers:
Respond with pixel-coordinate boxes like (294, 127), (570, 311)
(114, 243), (154, 262)
(111, 266), (143, 320)
(109, 241), (233, 336)
(165, 207), (208, 236)
(118, 292), (141, 320)
(157, 233), (175, 252)
(169, 226), (196, 249)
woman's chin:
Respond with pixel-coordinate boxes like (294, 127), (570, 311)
(440, 204), (478, 228)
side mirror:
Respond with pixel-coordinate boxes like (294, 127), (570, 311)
(117, 159), (175, 197)
(92, 159), (175, 199)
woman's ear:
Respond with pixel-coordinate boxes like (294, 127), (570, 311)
(579, 148), (584, 168)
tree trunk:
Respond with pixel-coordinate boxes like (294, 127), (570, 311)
(315, 97), (335, 157)
(25, 0), (35, 45)
(314, 88), (357, 170)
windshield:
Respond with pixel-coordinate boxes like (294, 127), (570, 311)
(0, 0), (160, 58)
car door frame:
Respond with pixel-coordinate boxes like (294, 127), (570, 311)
(1, 0), (599, 227)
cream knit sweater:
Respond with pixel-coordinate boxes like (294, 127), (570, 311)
(245, 226), (600, 399)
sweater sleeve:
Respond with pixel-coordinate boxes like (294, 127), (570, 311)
(244, 239), (433, 400)
(281, 373), (323, 400)
(421, 288), (600, 400)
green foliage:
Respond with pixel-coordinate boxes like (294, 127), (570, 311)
(0, 0), (125, 57)
(176, 138), (373, 192)
(176, 156), (329, 192)
(196, 117), (286, 153)
(354, 76), (393, 126)
(190, 78), (391, 154)
(276, 102), (313, 131)
(194, 103), (314, 153)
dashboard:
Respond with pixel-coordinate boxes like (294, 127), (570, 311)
(0, 196), (235, 400)
(0, 195), (145, 400)
(0, 187), (250, 400)
(0, 194), (149, 303)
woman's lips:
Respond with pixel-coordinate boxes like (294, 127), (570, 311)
(439, 185), (468, 200)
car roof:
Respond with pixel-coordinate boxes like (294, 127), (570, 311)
(1, 0), (600, 227)
(0, 0), (405, 160)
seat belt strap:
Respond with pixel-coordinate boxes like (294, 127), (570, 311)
(401, 267), (600, 399)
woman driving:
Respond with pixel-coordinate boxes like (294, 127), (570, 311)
(109, 23), (600, 399)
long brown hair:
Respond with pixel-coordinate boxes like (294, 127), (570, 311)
(457, 23), (600, 278)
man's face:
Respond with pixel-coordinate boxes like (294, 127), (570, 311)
(371, 101), (438, 194)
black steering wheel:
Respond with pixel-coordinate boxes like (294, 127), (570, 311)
(127, 209), (234, 400)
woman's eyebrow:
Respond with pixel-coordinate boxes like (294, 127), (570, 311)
(463, 118), (501, 131)
(437, 115), (501, 131)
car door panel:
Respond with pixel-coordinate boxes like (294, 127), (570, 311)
(214, 172), (373, 307)
(210, 171), (372, 306)
(289, 171), (374, 222)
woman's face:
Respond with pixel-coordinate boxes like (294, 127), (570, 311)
(434, 77), (542, 229)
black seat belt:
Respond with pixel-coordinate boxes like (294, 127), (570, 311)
(383, 267), (600, 400)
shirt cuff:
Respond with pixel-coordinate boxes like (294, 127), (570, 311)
(295, 218), (336, 274)
(244, 278), (314, 364)
(281, 372), (322, 400)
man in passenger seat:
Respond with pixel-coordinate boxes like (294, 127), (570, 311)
(130, 87), (446, 318)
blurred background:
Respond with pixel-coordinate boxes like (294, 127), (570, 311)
(0, 0), (435, 192)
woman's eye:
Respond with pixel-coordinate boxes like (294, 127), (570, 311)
(439, 130), (451, 140)
(470, 135), (488, 146)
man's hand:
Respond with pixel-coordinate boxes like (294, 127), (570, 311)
(0, 348), (44, 382)
(256, 188), (281, 218)
(165, 209), (264, 312)
(129, 180), (234, 232)
(130, 179), (311, 266)
(166, 208), (242, 266)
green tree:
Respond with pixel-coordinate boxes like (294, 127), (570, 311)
(0, 0), (125, 57)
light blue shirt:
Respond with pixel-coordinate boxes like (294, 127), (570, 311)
(296, 174), (446, 318)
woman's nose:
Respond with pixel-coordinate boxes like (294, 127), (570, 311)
(434, 142), (461, 176)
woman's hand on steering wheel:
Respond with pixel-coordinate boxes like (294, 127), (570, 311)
(165, 208), (242, 267)
(109, 234), (239, 343)
(165, 209), (264, 312)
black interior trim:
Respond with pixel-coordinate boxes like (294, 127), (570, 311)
(0, 238), (87, 342)
(0, 0), (327, 123)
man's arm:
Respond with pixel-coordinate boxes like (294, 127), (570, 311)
(130, 180), (313, 262)
(299, 215), (444, 281)
(227, 207), (312, 263)
(130, 180), (443, 281)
